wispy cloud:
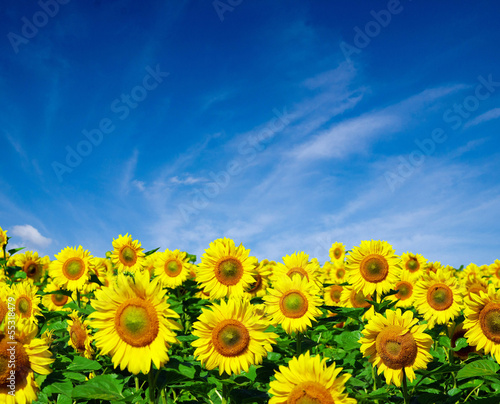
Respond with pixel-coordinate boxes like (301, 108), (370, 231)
(464, 107), (500, 129)
(11, 225), (52, 248)
(170, 176), (206, 185)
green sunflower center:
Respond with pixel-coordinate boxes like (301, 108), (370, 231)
(288, 381), (335, 404)
(351, 290), (371, 309)
(427, 284), (453, 311)
(63, 257), (86, 280)
(115, 298), (159, 347)
(120, 246), (137, 265)
(212, 319), (250, 357)
(280, 291), (308, 318)
(17, 297), (30, 315)
(215, 258), (243, 286)
(480, 303), (500, 343)
(330, 286), (343, 303)
(406, 258), (419, 272)
(333, 248), (342, 259)
(395, 282), (412, 300)
(52, 292), (68, 306)
(336, 268), (345, 279)
(165, 260), (182, 277)
(360, 254), (389, 283)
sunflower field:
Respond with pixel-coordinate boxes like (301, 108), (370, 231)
(1, 226), (500, 404)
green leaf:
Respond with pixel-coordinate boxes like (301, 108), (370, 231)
(72, 375), (124, 401)
(178, 363), (196, 379)
(63, 372), (87, 382)
(451, 337), (468, 351)
(8, 247), (25, 255)
(67, 356), (102, 372)
(43, 381), (73, 397)
(56, 394), (73, 404)
(457, 359), (500, 379)
(13, 270), (27, 279)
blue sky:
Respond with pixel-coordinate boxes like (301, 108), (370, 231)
(1, 0), (500, 268)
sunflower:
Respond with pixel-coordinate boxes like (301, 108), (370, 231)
(192, 298), (277, 375)
(67, 311), (94, 359)
(346, 240), (401, 296)
(90, 257), (113, 278)
(463, 286), (500, 363)
(50, 246), (92, 291)
(268, 351), (356, 404)
(324, 284), (344, 307)
(489, 259), (500, 287)
(263, 275), (322, 335)
(272, 252), (322, 288)
(424, 261), (443, 276)
(11, 281), (41, 325)
(385, 270), (416, 308)
(463, 275), (488, 301)
(154, 249), (190, 289)
(359, 308), (433, 387)
(89, 272), (181, 375)
(400, 252), (426, 281)
(329, 242), (346, 263)
(0, 321), (54, 404)
(142, 252), (160, 277)
(196, 238), (257, 300)
(246, 259), (273, 298)
(42, 282), (71, 312)
(413, 267), (463, 328)
(340, 286), (375, 321)
(111, 234), (145, 273)
(12, 251), (45, 283)
(330, 261), (348, 284)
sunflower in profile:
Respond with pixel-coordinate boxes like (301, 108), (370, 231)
(385, 270), (416, 308)
(12, 251), (46, 283)
(263, 275), (322, 335)
(400, 252), (426, 281)
(196, 238), (257, 300)
(192, 298), (277, 375)
(0, 320), (54, 404)
(0, 226), (7, 249)
(67, 311), (94, 359)
(463, 286), (500, 363)
(89, 272), (181, 375)
(154, 249), (190, 288)
(42, 282), (71, 312)
(272, 252), (322, 288)
(424, 261), (443, 276)
(359, 308), (433, 387)
(463, 275), (488, 301)
(111, 234), (145, 273)
(90, 257), (113, 278)
(268, 351), (356, 404)
(12, 281), (42, 325)
(413, 267), (463, 328)
(329, 242), (346, 263)
(346, 240), (401, 296)
(142, 252), (160, 277)
(246, 259), (273, 298)
(50, 246), (93, 291)
(340, 286), (375, 321)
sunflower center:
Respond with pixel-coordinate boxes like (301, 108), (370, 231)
(287, 267), (309, 281)
(119, 246), (137, 266)
(336, 268), (345, 279)
(427, 284), (453, 311)
(71, 322), (88, 351)
(165, 259), (182, 277)
(376, 325), (418, 369)
(395, 281), (413, 300)
(0, 337), (31, 387)
(51, 292), (69, 307)
(333, 248), (342, 260)
(23, 261), (39, 278)
(480, 303), (500, 343)
(247, 274), (263, 293)
(406, 258), (419, 272)
(115, 297), (159, 347)
(16, 296), (31, 317)
(288, 381), (335, 404)
(350, 290), (371, 309)
(215, 258), (244, 286)
(212, 319), (250, 357)
(63, 258), (86, 280)
(360, 254), (389, 283)
(329, 286), (343, 303)
(280, 291), (309, 318)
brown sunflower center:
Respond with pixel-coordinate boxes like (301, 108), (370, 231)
(63, 258), (86, 280)
(16, 296), (31, 317)
(212, 319), (250, 357)
(70, 322), (87, 351)
(329, 285), (343, 303)
(280, 291), (309, 318)
(360, 254), (389, 283)
(335, 268), (345, 279)
(0, 337), (31, 387)
(376, 325), (418, 369)
(350, 290), (371, 309)
(406, 258), (419, 272)
(51, 292), (69, 307)
(215, 258), (244, 286)
(247, 274), (263, 293)
(395, 281), (413, 300)
(119, 246), (137, 266)
(165, 259), (182, 277)
(23, 261), (40, 278)
(427, 284), (453, 311)
(287, 267), (309, 281)
(333, 248), (342, 260)
(479, 303), (500, 343)
(288, 381), (335, 404)
(115, 297), (159, 347)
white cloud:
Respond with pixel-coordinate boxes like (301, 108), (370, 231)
(464, 108), (500, 129)
(170, 176), (205, 185)
(10, 225), (52, 248)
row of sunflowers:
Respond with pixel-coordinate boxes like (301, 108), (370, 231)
(1, 225), (500, 403)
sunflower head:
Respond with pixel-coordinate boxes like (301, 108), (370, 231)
(154, 249), (190, 288)
(67, 311), (94, 358)
(0, 226), (7, 248)
(111, 234), (146, 273)
(13, 251), (46, 283)
(329, 242), (346, 263)
(50, 246), (93, 292)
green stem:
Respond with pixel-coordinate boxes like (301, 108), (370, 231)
(135, 376), (139, 391)
(371, 366), (379, 404)
(77, 289), (81, 309)
(148, 370), (156, 404)
(402, 368), (410, 404)
(222, 383), (231, 404)
(296, 332), (302, 356)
